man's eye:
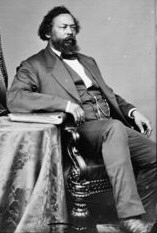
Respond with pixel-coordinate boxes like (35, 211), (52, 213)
(59, 26), (66, 29)
(71, 26), (76, 30)
(59, 26), (76, 30)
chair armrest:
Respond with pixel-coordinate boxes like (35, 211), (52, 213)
(64, 126), (88, 179)
(0, 103), (9, 116)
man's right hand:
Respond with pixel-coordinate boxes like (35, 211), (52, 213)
(66, 102), (85, 125)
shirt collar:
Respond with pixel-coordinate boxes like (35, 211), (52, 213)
(50, 46), (61, 57)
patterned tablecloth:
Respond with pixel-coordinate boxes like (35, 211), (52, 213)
(0, 117), (67, 233)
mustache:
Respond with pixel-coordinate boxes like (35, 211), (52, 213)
(64, 36), (76, 42)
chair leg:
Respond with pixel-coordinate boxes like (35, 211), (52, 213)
(69, 197), (98, 233)
(67, 167), (98, 231)
(71, 183), (89, 217)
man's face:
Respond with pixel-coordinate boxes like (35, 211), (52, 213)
(50, 13), (79, 54)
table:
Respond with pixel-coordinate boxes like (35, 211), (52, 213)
(0, 117), (67, 233)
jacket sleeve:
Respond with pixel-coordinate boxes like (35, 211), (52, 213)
(7, 61), (69, 113)
(115, 93), (136, 119)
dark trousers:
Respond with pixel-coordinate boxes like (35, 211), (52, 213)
(78, 119), (157, 219)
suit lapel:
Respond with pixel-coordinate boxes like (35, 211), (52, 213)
(78, 55), (116, 100)
(78, 55), (125, 118)
(45, 45), (81, 102)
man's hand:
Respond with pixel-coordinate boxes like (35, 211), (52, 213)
(66, 102), (85, 125)
(132, 110), (152, 137)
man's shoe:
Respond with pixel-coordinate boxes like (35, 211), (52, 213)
(119, 218), (154, 233)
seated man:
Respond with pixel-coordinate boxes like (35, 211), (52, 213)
(7, 6), (156, 233)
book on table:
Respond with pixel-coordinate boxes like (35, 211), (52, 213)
(8, 112), (66, 125)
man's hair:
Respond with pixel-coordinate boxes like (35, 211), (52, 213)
(38, 5), (80, 41)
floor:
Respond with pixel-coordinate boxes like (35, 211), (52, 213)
(97, 224), (121, 233)
(67, 189), (157, 233)
(97, 222), (157, 233)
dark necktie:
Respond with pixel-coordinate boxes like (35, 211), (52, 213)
(61, 53), (77, 60)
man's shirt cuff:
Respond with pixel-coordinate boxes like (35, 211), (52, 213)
(65, 101), (71, 112)
(128, 108), (137, 118)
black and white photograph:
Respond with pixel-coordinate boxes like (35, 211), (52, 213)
(0, 1), (157, 232)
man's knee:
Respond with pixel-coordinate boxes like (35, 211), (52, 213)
(110, 119), (124, 129)
(107, 119), (127, 139)
(101, 119), (129, 151)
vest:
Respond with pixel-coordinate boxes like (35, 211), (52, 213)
(63, 61), (111, 121)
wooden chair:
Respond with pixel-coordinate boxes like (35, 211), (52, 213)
(63, 126), (114, 232)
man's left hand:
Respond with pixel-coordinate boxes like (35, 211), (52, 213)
(132, 110), (152, 137)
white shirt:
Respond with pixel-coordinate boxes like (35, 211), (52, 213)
(51, 47), (92, 88)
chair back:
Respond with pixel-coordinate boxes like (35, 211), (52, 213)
(0, 34), (8, 115)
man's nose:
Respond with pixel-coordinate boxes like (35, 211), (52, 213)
(66, 26), (73, 35)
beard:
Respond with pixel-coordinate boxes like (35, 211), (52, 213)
(51, 36), (79, 54)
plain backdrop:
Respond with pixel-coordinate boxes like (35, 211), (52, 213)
(0, 0), (156, 141)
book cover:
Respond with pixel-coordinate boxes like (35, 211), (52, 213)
(8, 112), (66, 125)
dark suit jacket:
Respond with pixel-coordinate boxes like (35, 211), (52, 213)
(7, 43), (136, 128)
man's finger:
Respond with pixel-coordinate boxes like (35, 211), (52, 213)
(143, 121), (152, 137)
(137, 121), (144, 134)
(145, 129), (151, 137)
(146, 122), (152, 132)
(144, 126), (152, 137)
